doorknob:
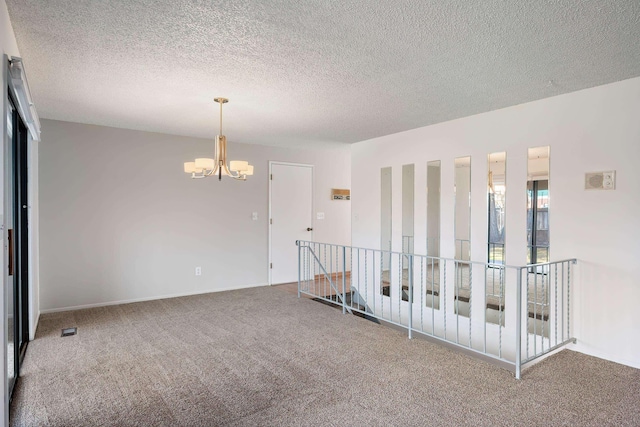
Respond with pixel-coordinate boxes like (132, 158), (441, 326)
(306, 227), (313, 231)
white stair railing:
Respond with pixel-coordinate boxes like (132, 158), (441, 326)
(296, 240), (577, 379)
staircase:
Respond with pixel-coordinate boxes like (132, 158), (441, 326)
(312, 289), (379, 323)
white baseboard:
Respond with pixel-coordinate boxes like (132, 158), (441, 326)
(29, 311), (40, 341)
(39, 282), (269, 314)
(570, 342), (640, 370)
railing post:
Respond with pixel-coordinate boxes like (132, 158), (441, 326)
(515, 267), (522, 380)
(297, 240), (301, 298)
(342, 246), (347, 315)
(408, 255), (413, 339)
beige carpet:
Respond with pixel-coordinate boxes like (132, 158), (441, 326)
(10, 286), (640, 426)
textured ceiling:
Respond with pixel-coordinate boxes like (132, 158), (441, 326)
(6, 1), (640, 147)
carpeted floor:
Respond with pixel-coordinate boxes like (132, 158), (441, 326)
(10, 286), (640, 426)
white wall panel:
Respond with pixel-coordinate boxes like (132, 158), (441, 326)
(351, 76), (640, 369)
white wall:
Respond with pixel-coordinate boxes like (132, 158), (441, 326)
(351, 76), (640, 369)
(38, 119), (351, 312)
(0, 1), (18, 57)
(401, 164), (414, 239)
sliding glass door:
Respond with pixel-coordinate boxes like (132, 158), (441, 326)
(6, 94), (30, 400)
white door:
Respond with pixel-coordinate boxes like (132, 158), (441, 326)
(269, 162), (313, 284)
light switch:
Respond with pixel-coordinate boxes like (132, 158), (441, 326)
(252, 212), (258, 220)
(602, 171), (615, 190)
(316, 212), (325, 220)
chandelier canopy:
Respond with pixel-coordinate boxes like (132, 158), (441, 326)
(183, 97), (253, 181)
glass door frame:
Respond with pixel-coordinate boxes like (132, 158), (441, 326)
(6, 91), (30, 401)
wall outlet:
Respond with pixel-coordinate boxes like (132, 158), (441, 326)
(316, 212), (325, 220)
(252, 212), (258, 220)
(195, 267), (202, 276)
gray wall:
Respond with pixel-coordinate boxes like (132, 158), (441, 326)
(39, 119), (351, 311)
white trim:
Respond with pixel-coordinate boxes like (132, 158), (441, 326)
(27, 134), (38, 340)
(30, 312), (39, 340)
(571, 343), (640, 370)
(39, 282), (269, 314)
(268, 161), (314, 286)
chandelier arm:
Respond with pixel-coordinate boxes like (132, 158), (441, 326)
(230, 172), (246, 181)
(222, 162), (237, 178)
(222, 163), (247, 181)
(203, 163), (220, 177)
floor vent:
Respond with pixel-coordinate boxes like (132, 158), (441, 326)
(61, 327), (77, 337)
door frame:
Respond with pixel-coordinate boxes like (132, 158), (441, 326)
(268, 161), (314, 286)
(3, 81), (11, 413)
(5, 89), (30, 402)
(4, 56), (40, 419)
(11, 93), (29, 367)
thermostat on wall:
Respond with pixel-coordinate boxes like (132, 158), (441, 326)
(585, 171), (615, 190)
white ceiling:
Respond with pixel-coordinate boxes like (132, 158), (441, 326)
(6, 1), (640, 148)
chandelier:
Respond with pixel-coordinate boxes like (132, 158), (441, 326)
(183, 97), (254, 180)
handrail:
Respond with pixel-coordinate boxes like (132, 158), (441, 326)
(296, 240), (577, 379)
(296, 240), (576, 269)
(306, 245), (351, 314)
